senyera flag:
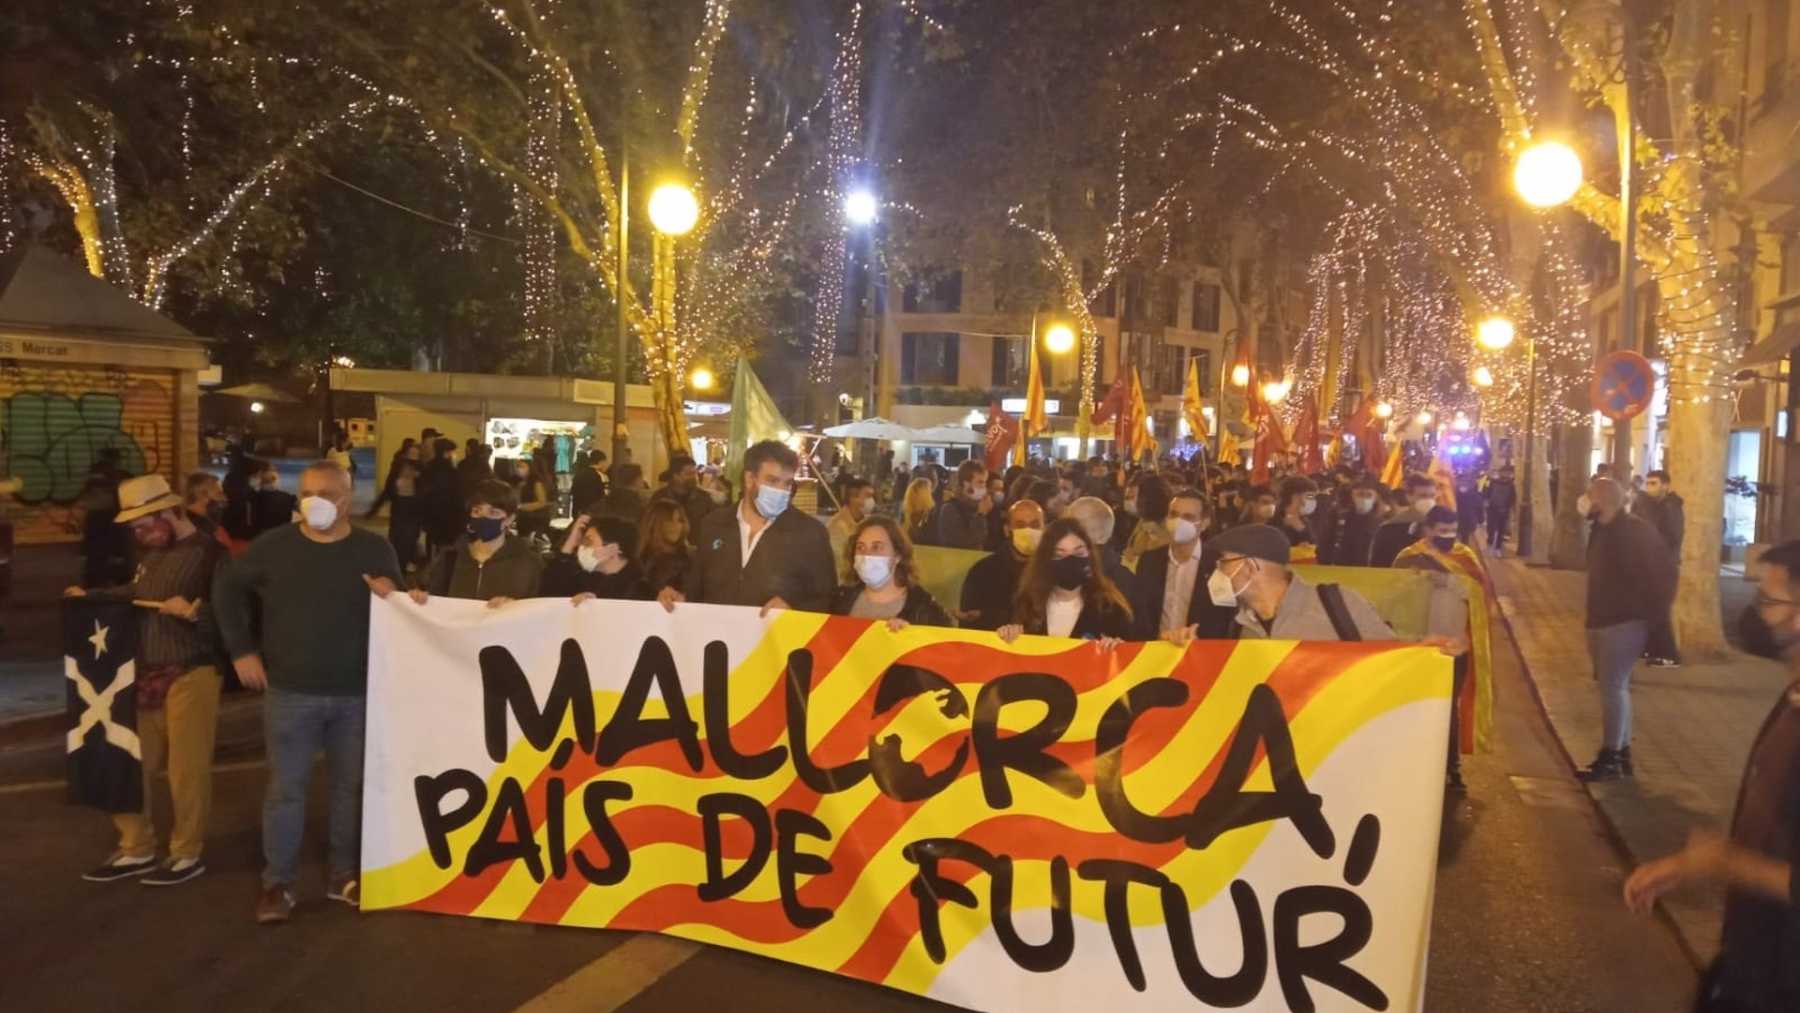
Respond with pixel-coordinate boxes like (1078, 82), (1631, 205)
(363, 599), (1451, 1013)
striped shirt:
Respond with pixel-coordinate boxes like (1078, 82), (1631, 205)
(94, 531), (226, 669)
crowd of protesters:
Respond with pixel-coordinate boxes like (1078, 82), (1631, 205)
(61, 431), (1712, 941)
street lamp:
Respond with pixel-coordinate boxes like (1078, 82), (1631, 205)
(648, 182), (700, 236)
(1476, 315), (1516, 351)
(1416, 410), (1434, 426)
(689, 366), (715, 391)
(1374, 400), (1393, 419)
(844, 189), (878, 227)
(1261, 378), (1291, 404)
(1230, 363), (1251, 387)
(1473, 365), (1495, 387)
(1043, 322), (1076, 355)
(1513, 141), (1584, 209)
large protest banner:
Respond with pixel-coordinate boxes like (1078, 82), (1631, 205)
(363, 598), (1451, 1012)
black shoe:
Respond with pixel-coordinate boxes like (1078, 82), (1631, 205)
(1577, 748), (1627, 783)
(83, 853), (159, 882)
(1646, 657), (1680, 669)
(1445, 769), (1468, 793)
(1618, 745), (1634, 777)
(141, 858), (206, 887)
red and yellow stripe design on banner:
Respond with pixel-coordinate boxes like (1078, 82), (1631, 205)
(362, 612), (1448, 998)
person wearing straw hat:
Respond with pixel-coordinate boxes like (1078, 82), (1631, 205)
(65, 473), (227, 888)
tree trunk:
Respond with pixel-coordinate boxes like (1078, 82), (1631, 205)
(1662, 387), (1732, 658)
(1550, 422), (1591, 569)
(1526, 429), (1553, 564)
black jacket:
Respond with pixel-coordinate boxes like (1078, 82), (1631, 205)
(684, 502), (837, 611)
(640, 547), (692, 596)
(570, 467), (608, 516)
(542, 554), (649, 600)
(932, 497), (990, 550)
(651, 484), (716, 537)
(1485, 478), (1517, 515)
(1370, 511), (1426, 568)
(830, 583), (953, 627)
(1023, 593), (1134, 640)
(1325, 509), (1382, 566)
(1131, 544), (1236, 640)
(1631, 491), (1685, 554)
(1585, 512), (1677, 628)
(423, 534), (545, 602)
(959, 550), (1026, 631)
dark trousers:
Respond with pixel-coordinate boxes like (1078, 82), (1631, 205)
(1448, 655), (1470, 775)
(1646, 569), (1681, 662)
(1487, 508), (1511, 551)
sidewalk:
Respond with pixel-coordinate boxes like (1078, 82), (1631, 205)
(1490, 558), (1789, 966)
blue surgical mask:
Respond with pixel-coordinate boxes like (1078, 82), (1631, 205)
(467, 515), (507, 542)
(754, 483), (791, 520)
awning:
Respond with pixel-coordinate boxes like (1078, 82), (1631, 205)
(910, 425), (983, 444)
(210, 382), (303, 403)
(822, 417), (924, 441)
(1739, 322), (1800, 367)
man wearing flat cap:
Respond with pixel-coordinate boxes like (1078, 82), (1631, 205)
(1206, 523), (1396, 641)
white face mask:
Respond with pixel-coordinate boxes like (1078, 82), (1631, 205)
(577, 544), (614, 573)
(1011, 527), (1043, 556)
(1411, 497), (1436, 515)
(860, 496), (876, 517)
(299, 495), (338, 531)
(1299, 497), (1317, 517)
(1208, 563), (1243, 608)
(1353, 496), (1376, 514)
(854, 554), (894, 588)
(1170, 518), (1200, 544)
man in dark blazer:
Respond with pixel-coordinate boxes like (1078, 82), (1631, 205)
(658, 440), (836, 614)
(1133, 488), (1236, 642)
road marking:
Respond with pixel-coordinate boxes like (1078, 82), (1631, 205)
(512, 933), (703, 1013)
(0, 757), (266, 795)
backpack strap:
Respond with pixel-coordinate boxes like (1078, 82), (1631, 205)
(1316, 583), (1362, 642)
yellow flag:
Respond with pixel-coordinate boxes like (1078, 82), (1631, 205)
(1126, 367), (1157, 460)
(1380, 441), (1405, 489)
(1013, 328), (1049, 466)
(1430, 441), (1459, 511)
(1182, 356), (1209, 442)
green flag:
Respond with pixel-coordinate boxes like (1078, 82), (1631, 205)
(725, 362), (794, 488)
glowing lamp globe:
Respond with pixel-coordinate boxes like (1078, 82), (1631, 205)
(648, 183), (700, 236)
(1261, 379), (1291, 404)
(1473, 365), (1495, 387)
(1513, 141), (1583, 209)
(1416, 410), (1434, 426)
(844, 190), (879, 226)
(249, 401), (265, 415)
(689, 367), (715, 391)
(1373, 400), (1394, 419)
(1230, 363), (1251, 387)
(1476, 316), (1516, 351)
(1043, 323), (1077, 354)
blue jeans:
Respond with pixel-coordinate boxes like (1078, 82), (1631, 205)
(262, 689), (365, 887)
(1587, 620), (1649, 751)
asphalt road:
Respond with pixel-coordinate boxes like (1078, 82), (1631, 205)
(0, 618), (1698, 1013)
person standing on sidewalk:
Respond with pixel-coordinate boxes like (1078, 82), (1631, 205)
(213, 461), (405, 924)
(1624, 539), (1800, 1013)
(1576, 476), (1677, 783)
(1631, 468), (1686, 668)
(1485, 465), (1517, 555)
(69, 475), (227, 887)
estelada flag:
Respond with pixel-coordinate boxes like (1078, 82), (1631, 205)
(1181, 356), (1209, 442)
(1293, 394), (1324, 474)
(983, 401), (1018, 472)
(63, 599), (142, 812)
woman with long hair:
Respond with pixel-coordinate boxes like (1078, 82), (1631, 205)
(829, 516), (951, 629)
(901, 477), (936, 546)
(1122, 473), (1173, 568)
(637, 497), (693, 596)
(998, 516), (1134, 645)
(515, 452), (555, 540)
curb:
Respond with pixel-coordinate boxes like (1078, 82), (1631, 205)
(1488, 562), (1711, 973)
(0, 709), (66, 749)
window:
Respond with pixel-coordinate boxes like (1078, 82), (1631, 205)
(901, 332), (959, 385)
(901, 271), (963, 313)
(991, 336), (1029, 387)
(1192, 283), (1222, 332)
(1155, 343), (1186, 396)
(1162, 278), (1182, 327)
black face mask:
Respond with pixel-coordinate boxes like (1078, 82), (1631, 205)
(1431, 536), (1457, 553)
(1051, 555), (1091, 591)
(1739, 604), (1789, 660)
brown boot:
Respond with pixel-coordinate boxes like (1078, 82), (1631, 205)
(256, 884), (295, 924)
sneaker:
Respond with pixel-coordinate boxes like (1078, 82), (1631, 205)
(326, 874), (359, 908)
(83, 853), (159, 883)
(142, 857), (206, 887)
(1646, 657), (1681, 669)
(1576, 748), (1628, 783)
(256, 884), (296, 924)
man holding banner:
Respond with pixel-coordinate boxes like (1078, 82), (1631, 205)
(660, 439), (836, 615)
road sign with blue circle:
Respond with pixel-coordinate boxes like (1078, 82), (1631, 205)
(1591, 350), (1656, 421)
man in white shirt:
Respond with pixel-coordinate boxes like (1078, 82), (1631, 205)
(1132, 488), (1236, 642)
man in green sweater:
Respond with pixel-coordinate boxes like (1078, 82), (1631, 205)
(213, 461), (404, 924)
